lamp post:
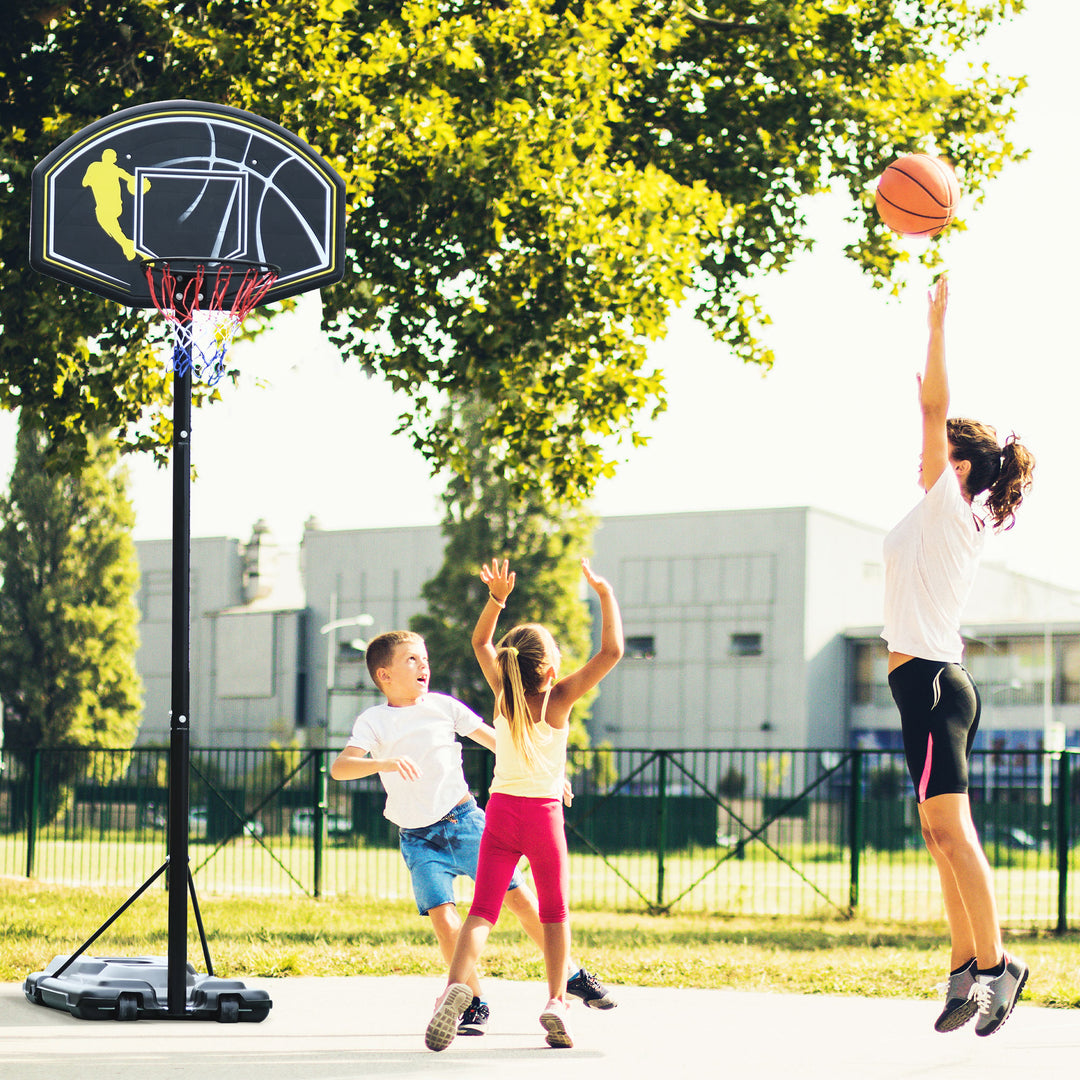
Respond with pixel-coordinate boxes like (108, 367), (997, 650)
(319, 595), (374, 741)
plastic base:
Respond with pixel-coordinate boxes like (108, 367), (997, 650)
(23, 956), (272, 1022)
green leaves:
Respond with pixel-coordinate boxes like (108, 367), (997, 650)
(1, 0), (1025, 504)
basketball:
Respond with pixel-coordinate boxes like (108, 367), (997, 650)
(875, 154), (959, 237)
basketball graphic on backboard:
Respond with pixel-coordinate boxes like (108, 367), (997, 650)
(29, 99), (347, 307)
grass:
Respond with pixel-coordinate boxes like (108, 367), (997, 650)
(2, 878), (1078, 1009)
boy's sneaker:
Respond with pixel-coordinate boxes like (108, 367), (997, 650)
(425, 983), (473, 1052)
(934, 958), (978, 1032)
(539, 997), (574, 1048)
(457, 997), (489, 1036)
(566, 967), (617, 1010)
(969, 954), (1029, 1037)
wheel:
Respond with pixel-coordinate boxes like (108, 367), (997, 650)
(117, 993), (139, 1021)
(217, 996), (240, 1023)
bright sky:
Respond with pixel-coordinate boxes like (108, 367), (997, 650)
(3, 2), (1078, 590)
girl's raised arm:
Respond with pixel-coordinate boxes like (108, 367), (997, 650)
(472, 558), (515, 695)
(550, 560), (624, 711)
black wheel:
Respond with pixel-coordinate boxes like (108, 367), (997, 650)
(117, 993), (139, 1021)
(218, 996), (240, 1023)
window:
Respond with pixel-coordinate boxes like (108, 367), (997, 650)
(625, 635), (656, 660)
(729, 633), (763, 657)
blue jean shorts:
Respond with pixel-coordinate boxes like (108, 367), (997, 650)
(399, 795), (523, 915)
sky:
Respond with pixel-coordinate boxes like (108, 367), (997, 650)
(3, 1), (1079, 591)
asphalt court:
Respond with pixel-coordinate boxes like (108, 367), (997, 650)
(2, 974), (1075, 1080)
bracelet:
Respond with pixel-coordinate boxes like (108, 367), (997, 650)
(488, 593), (506, 609)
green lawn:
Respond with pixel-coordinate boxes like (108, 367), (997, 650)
(2, 878), (1078, 1009)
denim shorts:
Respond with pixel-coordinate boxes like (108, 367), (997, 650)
(398, 795), (523, 915)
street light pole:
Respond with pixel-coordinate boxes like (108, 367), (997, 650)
(319, 595), (374, 742)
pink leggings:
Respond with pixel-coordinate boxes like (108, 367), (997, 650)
(469, 793), (568, 925)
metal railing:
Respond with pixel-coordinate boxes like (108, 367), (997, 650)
(1, 746), (1076, 928)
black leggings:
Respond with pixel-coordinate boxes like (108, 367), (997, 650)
(888, 658), (981, 803)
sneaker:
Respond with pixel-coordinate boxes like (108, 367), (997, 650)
(425, 983), (473, 1052)
(969, 954), (1029, 1037)
(934, 958), (978, 1033)
(457, 997), (489, 1036)
(539, 997), (574, 1048)
(566, 967), (617, 1010)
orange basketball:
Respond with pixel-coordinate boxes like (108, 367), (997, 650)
(875, 154), (959, 238)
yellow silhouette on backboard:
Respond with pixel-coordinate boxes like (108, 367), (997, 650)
(81, 148), (150, 261)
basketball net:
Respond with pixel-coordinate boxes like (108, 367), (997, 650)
(144, 261), (278, 386)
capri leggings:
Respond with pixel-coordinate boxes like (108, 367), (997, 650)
(888, 657), (981, 804)
(469, 793), (568, 925)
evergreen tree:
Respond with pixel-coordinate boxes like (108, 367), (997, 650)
(412, 399), (598, 746)
(0, 415), (143, 819)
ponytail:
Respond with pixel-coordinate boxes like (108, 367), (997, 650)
(984, 434), (1035, 532)
(947, 418), (1035, 532)
(494, 625), (552, 767)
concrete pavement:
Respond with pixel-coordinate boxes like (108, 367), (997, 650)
(2, 974), (1076, 1079)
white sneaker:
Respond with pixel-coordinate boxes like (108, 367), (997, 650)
(425, 983), (473, 1052)
(539, 997), (574, 1048)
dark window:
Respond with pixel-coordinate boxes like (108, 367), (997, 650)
(729, 633), (763, 657)
(625, 635), (656, 659)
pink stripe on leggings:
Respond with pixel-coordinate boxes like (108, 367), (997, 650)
(918, 733), (934, 803)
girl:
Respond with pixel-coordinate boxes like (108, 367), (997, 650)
(884, 275), (1035, 1037)
(425, 557), (624, 1052)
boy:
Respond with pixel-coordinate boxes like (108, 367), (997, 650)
(330, 630), (615, 1034)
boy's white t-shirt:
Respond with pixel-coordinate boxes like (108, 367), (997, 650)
(345, 692), (484, 829)
(881, 466), (986, 664)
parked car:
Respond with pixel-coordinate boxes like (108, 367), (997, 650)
(188, 807), (264, 839)
(982, 824), (1039, 850)
(291, 808), (353, 840)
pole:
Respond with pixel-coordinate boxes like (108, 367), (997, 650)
(167, 342), (193, 1016)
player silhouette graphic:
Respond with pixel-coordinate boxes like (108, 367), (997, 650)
(80, 148), (150, 261)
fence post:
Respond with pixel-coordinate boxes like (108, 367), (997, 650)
(312, 750), (328, 899)
(848, 749), (863, 915)
(25, 749), (40, 879)
(656, 752), (668, 911)
(1056, 750), (1072, 935)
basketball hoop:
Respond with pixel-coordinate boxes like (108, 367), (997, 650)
(143, 258), (279, 386)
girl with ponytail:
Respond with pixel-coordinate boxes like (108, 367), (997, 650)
(426, 557), (623, 1052)
(883, 275), (1035, 1039)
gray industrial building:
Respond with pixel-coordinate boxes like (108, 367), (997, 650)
(132, 508), (1080, 756)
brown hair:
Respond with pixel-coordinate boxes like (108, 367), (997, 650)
(494, 623), (553, 767)
(947, 418), (1035, 532)
(365, 630), (424, 686)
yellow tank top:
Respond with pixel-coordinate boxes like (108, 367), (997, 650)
(490, 687), (568, 799)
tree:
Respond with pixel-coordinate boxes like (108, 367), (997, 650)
(411, 399), (598, 740)
(1, 1), (1026, 498)
(0, 415), (143, 818)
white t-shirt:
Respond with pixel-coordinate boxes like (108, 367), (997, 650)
(881, 466), (986, 664)
(345, 692), (484, 829)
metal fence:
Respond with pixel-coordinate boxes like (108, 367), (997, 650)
(1, 745), (1076, 928)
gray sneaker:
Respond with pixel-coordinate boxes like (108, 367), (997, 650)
(969, 955), (1029, 1037)
(934, 958), (978, 1033)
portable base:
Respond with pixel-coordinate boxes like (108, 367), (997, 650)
(24, 956), (272, 1022)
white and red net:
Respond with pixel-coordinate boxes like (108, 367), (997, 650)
(144, 260), (278, 385)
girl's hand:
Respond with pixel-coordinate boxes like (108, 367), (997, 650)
(581, 558), (613, 597)
(480, 558), (516, 604)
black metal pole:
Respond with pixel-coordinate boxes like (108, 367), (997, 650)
(167, 336), (193, 1016)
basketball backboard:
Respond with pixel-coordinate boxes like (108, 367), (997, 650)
(29, 99), (347, 307)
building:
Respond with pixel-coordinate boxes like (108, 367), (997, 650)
(132, 509), (1080, 753)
